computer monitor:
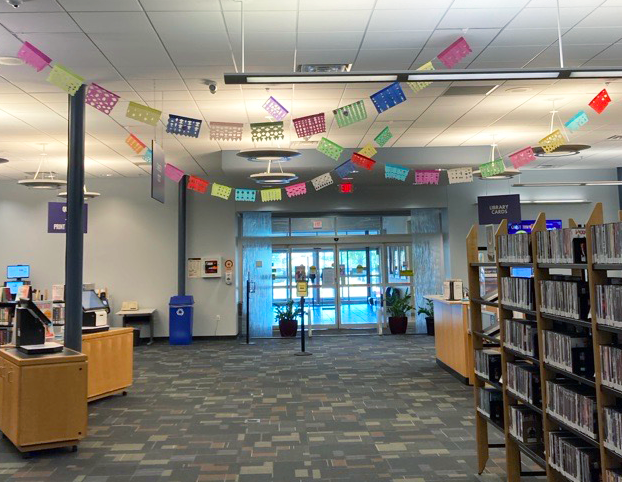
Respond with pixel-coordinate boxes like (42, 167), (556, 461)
(7, 265), (30, 279)
(82, 290), (106, 312)
(5, 280), (24, 295)
(511, 267), (534, 278)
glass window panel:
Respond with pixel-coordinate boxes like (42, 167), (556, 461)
(291, 217), (335, 236)
(271, 217), (289, 236)
(382, 215), (411, 234)
(387, 245), (413, 283)
(336, 215), (381, 235)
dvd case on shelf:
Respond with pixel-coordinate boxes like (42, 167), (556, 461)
(540, 279), (590, 320)
(504, 319), (538, 357)
(536, 228), (587, 264)
(506, 361), (541, 405)
(596, 284), (622, 329)
(601, 345), (622, 391)
(546, 380), (598, 439)
(592, 222), (622, 264)
(509, 405), (542, 444)
(543, 330), (594, 377)
(498, 233), (532, 263)
(478, 387), (504, 426)
(501, 277), (534, 311)
(604, 407), (622, 457)
(548, 431), (600, 482)
(607, 469), (622, 482)
(475, 349), (502, 382)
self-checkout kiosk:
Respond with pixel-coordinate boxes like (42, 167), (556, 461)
(82, 289), (110, 333)
(15, 298), (63, 354)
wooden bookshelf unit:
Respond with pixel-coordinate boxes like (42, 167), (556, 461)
(467, 203), (622, 482)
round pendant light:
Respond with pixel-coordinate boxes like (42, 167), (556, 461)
(533, 144), (590, 157)
(18, 144), (67, 190)
(237, 147), (301, 162)
(250, 172), (298, 185)
(472, 167), (521, 180)
(58, 187), (101, 199)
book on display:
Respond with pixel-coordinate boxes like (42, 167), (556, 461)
(548, 431), (600, 482)
(475, 350), (502, 383)
(601, 345), (622, 391)
(540, 278), (590, 320)
(509, 405), (542, 444)
(591, 222), (622, 264)
(477, 387), (504, 426)
(595, 284), (622, 329)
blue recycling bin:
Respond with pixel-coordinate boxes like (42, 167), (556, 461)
(169, 295), (194, 345)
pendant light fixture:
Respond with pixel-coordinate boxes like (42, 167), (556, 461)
(57, 185), (101, 200)
(17, 144), (67, 189)
(249, 159), (298, 185)
(237, 147), (301, 185)
(473, 138), (520, 180)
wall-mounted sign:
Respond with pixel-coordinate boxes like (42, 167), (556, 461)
(201, 256), (222, 278)
(47, 202), (88, 234)
(187, 258), (201, 278)
(312, 220), (323, 229)
(224, 259), (234, 285)
(399, 269), (414, 277)
(296, 281), (308, 297)
(477, 194), (521, 225)
(151, 141), (165, 204)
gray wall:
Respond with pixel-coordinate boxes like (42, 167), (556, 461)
(0, 166), (618, 337)
(0, 177), (238, 337)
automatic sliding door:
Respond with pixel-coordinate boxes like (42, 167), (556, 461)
(338, 246), (382, 327)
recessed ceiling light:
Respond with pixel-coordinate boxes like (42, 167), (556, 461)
(0, 56), (24, 66)
(505, 87), (532, 93)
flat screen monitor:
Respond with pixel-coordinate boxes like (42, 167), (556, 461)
(5, 281), (24, 295)
(82, 290), (106, 311)
(511, 267), (534, 278)
(508, 220), (563, 234)
(7, 265), (30, 279)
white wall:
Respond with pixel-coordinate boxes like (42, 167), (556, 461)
(0, 177), (238, 337)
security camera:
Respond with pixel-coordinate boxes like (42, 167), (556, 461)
(6, 0), (22, 8)
(203, 79), (217, 94)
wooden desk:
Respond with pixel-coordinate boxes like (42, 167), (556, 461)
(82, 328), (133, 402)
(116, 309), (156, 345)
(426, 295), (472, 385)
(0, 347), (87, 453)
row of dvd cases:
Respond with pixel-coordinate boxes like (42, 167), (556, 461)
(467, 203), (622, 482)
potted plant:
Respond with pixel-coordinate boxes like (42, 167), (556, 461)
(386, 290), (414, 334)
(275, 300), (301, 337)
(417, 299), (435, 336)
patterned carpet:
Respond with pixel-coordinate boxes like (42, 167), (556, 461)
(0, 336), (531, 482)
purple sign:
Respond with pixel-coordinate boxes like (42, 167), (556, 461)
(48, 202), (88, 234)
(477, 194), (521, 225)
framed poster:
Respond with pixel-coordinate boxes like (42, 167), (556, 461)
(151, 141), (165, 204)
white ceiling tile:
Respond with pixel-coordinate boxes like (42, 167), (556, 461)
(301, 0), (375, 8)
(71, 12), (153, 34)
(368, 9), (446, 31)
(475, 45), (550, 63)
(361, 30), (432, 50)
(491, 28), (564, 47)
(57, 0), (142, 11)
(140, 0), (222, 11)
(296, 31), (364, 50)
(563, 26), (622, 45)
(576, 6), (622, 27)
(0, 1), (61, 13)
(224, 11), (298, 33)
(439, 8), (520, 29)
(508, 7), (597, 29)
(0, 12), (80, 33)
(353, 49), (417, 70)
(298, 10), (372, 33)
(424, 29), (501, 49)
(375, 0), (453, 8)
(297, 50), (358, 65)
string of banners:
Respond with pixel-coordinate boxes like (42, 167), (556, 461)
(15, 34), (614, 195)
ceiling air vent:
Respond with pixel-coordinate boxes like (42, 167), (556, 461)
(297, 64), (351, 73)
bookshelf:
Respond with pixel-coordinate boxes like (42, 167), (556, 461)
(467, 205), (622, 482)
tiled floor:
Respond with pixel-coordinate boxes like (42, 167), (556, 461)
(0, 336), (535, 482)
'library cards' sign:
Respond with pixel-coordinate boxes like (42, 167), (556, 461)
(48, 202), (88, 234)
(477, 194), (521, 225)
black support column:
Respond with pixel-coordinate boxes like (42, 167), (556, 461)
(64, 85), (86, 352)
(178, 175), (187, 296)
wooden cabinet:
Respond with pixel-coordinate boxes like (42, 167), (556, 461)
(0, 347), (87, 453)
(82, 327), (133, 402)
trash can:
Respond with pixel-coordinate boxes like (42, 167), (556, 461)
(169, 295), (194, 345)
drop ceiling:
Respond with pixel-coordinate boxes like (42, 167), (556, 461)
(0, 0), (621, 181)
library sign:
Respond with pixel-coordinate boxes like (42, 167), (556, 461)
(477, 194), (521, 225)
(47, 202), (88, 234)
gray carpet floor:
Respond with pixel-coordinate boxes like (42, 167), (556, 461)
(0, 336), (540, 482)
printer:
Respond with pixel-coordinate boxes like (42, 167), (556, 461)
(82, 289), (110, 333)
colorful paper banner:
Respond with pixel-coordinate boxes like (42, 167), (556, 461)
(17, 41), (51, 72)
(126, 134), (146, 154)
(374, 126), (393, 147)
(479, 158), (506, 178)
(262, 96), (289, 121)
(509, 146), (536, 169)
(209, 122), (243, 141)
(261, 188), (282, 202)
(538, 129), (565, 154)
(311, 172), (333, 191)
(187, 175), (209, 193)
(211, 183), (232, 200)
(126, 101), (162, 127)
(164, 163), (185, 183)
(285, 182), (307, 198)
(251, 121), (284, 142)
(437, 37), (472, 68)
(143, 148), (153, 164)
(334, 160), (357, 179)
(415, 170), (440, 185)
(370, 82), (407, 113)
(317, 137), (344, 161)
(166, 115), (202, 138)
(293, 113), (326, 138)
(46, 64), (84, 96)
(351, 153), (376, 171)
(235, 189), (256, 202)
(385, 164), (409, 181)
(358, 143), (377, 158)
(333, 100), (367, 128)
(564, 110), (589, 132)
(407, 61), (435, 94)
(589, 89), (611, 114)
(86, 83), (120, 115)
(447, 167), (473, 184)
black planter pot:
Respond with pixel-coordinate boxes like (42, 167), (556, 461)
(388, 316), (408, 334)
(426, 316), (435, 336)
(279, 319), (298, 337)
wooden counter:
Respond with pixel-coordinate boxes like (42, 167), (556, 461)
(82, 327), (133, 402)
(0, 347), (87, 453)
(426, 295), (472, 384)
